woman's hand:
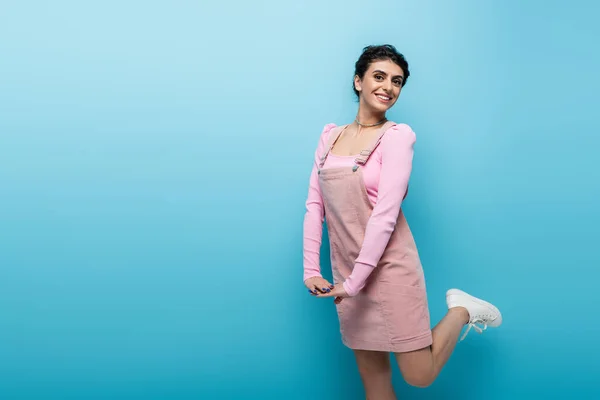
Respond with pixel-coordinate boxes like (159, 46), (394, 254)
(315, 284), (350, 304)
(304, 277), (334, 296)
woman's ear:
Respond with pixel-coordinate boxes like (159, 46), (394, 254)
(354, 75), (362, 93)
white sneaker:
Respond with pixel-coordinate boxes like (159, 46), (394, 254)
(446, 289), (502, 341)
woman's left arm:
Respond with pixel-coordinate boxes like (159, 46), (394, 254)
(342, 124), (417, 297)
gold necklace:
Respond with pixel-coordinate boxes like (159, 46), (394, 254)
(355, 117), (387, 127)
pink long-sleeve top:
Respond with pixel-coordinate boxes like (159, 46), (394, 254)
(303, 122), (416, 297)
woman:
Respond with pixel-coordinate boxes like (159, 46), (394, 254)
(302, 45), (502, 396)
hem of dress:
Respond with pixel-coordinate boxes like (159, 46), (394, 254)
(342, 330), (433, 353)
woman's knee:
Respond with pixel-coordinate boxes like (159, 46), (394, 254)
(402, 371), (435, 388)
(394, 348), (435, 388)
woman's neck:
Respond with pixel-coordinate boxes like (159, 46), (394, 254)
(355, 105), (386, 126)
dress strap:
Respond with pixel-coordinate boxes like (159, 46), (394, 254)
(318, 125), (349, 170)
(354, 121), (397, 167)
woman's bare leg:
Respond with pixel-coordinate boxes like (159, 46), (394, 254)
(395, 289), (502, 388)
(353, 350), (397, 400)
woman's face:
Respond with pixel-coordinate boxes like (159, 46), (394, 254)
(354, 59), (405, 113)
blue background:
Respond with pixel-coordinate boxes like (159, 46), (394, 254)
(1, 1), (599, 399)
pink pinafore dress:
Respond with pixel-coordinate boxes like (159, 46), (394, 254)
(317, 122), (433, 353)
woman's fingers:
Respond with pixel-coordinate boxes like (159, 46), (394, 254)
(306, 277), (334, 295)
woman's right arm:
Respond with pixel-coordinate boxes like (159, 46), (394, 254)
(303, 123), (337, 282)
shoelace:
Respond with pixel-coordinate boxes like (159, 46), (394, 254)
(460, 316), (494, 341)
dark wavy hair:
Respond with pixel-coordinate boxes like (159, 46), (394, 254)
(353, 44), (410, 98)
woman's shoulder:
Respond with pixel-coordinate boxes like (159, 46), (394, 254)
(320, 122), (338, 136)
(378, 122), (416, 153)
(386, 121), (415, 135)
(383, 122), (416, 141)
(317, 122), (344, 145)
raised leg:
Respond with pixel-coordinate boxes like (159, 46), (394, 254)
(395, 307), (468, 387)
(396, 289), (502, 388)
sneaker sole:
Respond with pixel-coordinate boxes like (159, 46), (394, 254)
(446, 289), (503, 327)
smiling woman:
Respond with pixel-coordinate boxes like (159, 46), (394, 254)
(301, 44), (503, 398)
